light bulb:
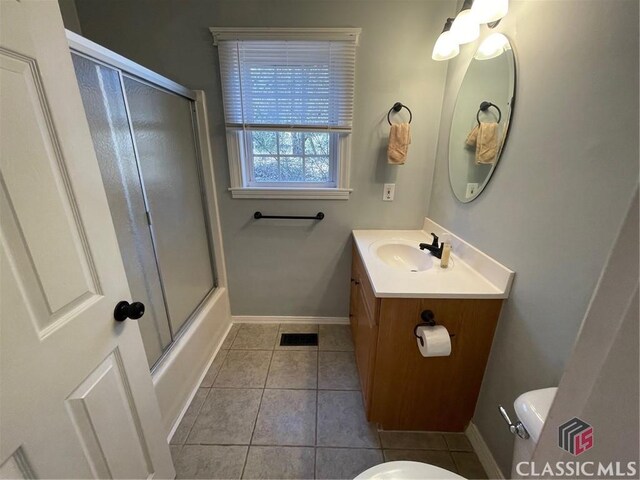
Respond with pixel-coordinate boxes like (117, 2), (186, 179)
(471, 0), (509, 24)
(432, 31), (460, 61)
(432, 18), (459, 61)
(450, 9), (480, 45)
(474, 33), (510, 60)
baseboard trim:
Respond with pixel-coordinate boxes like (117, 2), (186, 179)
(466, 421), (505, 480)
(232, 315), (349, 325)
(166, 322), (232, 443)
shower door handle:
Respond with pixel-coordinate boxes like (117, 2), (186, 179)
(114, 301), (145, 322)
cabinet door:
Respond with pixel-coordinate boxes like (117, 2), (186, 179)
(371, 297), (502, 430)
(354, 288), (378, 416)
(349, 266), (359, 341)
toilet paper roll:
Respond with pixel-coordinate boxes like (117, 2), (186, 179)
(416, 325), (451, 357)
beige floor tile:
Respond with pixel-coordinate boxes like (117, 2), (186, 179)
(200, 349), (229, 388)
(452, 451), (488, 479)
(318, 351), (359, 390)
(266, 351), (317, 389)
(317, 390), (379, 448)
(170, 388), (209, 445)
(252, 389), (316, 446)
(242, 446), (315, 479)
(319, 325), (354, 351)
(220, 324), (241, 349)
(316, 447), (383, 480)
(170, 445), (182, 464)
(214, 350), (272, 388)
(174, 445), (247, 479)
(444, 433), (473, 452)
(187, 388), (262, 445)
(232, 324), (279, 350)
(379, 431), (447, 450)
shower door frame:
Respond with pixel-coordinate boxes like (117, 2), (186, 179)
(67, 31), (224, 371)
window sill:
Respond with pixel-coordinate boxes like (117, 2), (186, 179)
(229, 187), (352, 200)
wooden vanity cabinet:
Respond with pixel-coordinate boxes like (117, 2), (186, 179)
(349, 245), (503, 432)
(350, 249), (380, 411)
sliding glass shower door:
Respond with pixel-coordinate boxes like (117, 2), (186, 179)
(72, 53), (216, 368)
(122, 76), (215, 335)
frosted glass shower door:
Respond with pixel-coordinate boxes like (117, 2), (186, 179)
(122, 77), (215, 334)
(71, 54), (172, 367)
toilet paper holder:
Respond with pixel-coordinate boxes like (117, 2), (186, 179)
(413, 310), (455, 347)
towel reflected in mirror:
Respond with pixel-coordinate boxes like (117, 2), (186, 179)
(465, 122), (499, 165)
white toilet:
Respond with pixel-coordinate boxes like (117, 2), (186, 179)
(355, 387), (558, 480)
(509, 387), (558, 479)
(355, 461), (465, 480)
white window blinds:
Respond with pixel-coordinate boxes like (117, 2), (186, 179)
(218, 39), (356, 131)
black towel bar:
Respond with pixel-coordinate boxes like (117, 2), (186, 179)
(387, 102), (413, 125)
(254, 211), (325, 220)
(476, 101), (502, 125)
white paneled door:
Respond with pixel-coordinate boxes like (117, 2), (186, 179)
(0, 1), (175, 478)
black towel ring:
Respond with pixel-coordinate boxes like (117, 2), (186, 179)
(387, 102), (412, 125)
(476, 101), (502, 125)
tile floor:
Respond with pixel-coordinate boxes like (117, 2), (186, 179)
(170, 323), (488, 479)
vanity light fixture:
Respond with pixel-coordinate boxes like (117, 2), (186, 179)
(432, 18), (460, 61)
(432, 0), (510, 62)
(450, 0), (480, 45)
(474, 32), (510, 60)
(471, 0), (509, 26)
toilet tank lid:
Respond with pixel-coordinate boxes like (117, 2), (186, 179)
(514, 387), (558, 443)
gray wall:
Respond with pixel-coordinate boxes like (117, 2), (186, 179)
(74, 0), (453, 317)
(533, 190), (638, 475)
(427, 0), (639, 474)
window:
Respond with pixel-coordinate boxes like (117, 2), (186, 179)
(212, 28), (360, 199)
(249, 131), (334, 186)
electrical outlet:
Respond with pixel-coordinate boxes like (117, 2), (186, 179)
(466, 183), (479, 199)
(383, 183), (395, 201)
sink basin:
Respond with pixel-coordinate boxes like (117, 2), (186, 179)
(370, 240), (433, 272)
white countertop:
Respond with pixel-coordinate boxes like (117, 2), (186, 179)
(352, 218), (514, 299)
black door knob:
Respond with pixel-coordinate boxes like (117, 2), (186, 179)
(114, 300), (145, 322)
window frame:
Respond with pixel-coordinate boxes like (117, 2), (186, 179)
(211, 27), (360, 200)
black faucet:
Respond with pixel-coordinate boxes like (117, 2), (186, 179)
(419, 233), (444, 259)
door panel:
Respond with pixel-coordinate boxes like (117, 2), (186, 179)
(0, 448), (34, 479)
(123, 77), (215, 334)
(0, 2), (174, 478)
(0, 51), (101, 328)
(66, 350), (152, 479)
(71, 53), (172, 367)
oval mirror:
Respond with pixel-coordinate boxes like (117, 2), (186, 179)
(448, 33), (516, 203)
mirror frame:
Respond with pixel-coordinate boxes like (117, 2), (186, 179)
(448, 33), (517, 203)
